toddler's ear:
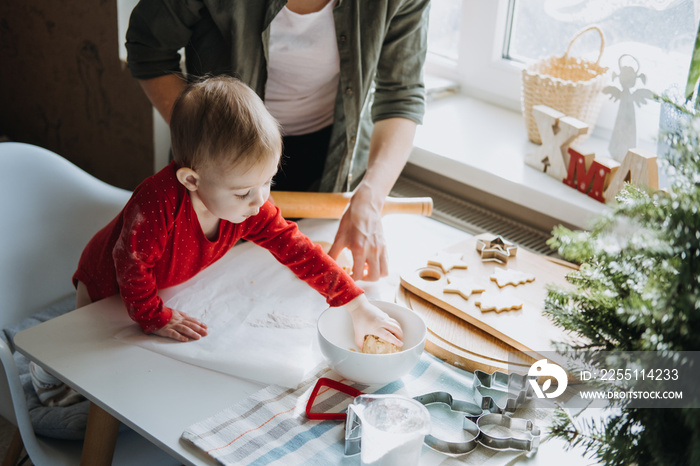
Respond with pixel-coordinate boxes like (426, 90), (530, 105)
(176, 167), (200, 192)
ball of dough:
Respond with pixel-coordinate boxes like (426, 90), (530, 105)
(361, 335), (400, 354)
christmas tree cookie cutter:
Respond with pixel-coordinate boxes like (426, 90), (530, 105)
(472, 369), (534, 413)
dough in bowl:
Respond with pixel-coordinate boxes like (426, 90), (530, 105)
(361, 335), (400, 354)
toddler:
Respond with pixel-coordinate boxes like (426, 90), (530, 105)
(32, 76), (402, 406)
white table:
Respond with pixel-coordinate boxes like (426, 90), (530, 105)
(14, 216), (593, 465)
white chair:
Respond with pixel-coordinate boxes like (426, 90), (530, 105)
(0, 143), (177, 465)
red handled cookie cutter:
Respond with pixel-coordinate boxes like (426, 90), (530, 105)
(305, 378), (365, 420)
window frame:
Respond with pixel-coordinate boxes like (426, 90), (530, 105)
(426, 0), (522, 111)
(423, 0), (697, 143)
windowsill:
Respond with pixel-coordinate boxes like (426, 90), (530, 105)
(408, 93), (627, 231)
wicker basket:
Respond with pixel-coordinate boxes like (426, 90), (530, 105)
(521, 26), (610, 144)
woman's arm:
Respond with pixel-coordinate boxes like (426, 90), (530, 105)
(328, 0), (429, 280)
(328, 117), (417, 281)
(137, 74), (187, 124)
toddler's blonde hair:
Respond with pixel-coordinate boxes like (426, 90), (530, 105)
(170, 75), (282, 171)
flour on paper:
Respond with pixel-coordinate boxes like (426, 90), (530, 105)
(247, 312), (315, 329)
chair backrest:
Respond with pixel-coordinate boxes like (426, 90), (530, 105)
(0, 143), (131, 329)
(0, 142), (130, 430)
(0, 144), (182, 465)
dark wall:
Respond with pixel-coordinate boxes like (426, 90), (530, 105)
(0, 1), (153, 190)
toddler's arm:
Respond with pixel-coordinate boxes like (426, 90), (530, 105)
(342, 294), (404, 350)
(152, 308), (208, 342)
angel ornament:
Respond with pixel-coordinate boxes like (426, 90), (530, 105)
(603, 54), (653, 161)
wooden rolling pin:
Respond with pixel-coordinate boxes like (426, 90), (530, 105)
(270, 191), (433, 218)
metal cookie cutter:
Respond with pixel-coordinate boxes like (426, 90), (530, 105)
(473, 370), (534, 413)
(344, 407), (363, 456)
(413, 390), (541, 455)
(413, 392), (484, 455)
(476, 413), (541, 452)
(476, 236), (518, 264)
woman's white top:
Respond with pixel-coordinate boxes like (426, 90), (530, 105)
(265, 0), (340, 136)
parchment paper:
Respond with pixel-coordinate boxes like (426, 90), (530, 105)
(113, 219), (398, 387)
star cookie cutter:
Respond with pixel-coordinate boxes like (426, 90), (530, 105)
(476, 236), (518, 264)
(476, 413), (541, 451)
(472, 370), (534, 413)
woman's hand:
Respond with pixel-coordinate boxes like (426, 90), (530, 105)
(328, 186), (388, 281)
(328, 118), (417, 281)
(153, 309), (208, 342)
(343, 294), (403, 350)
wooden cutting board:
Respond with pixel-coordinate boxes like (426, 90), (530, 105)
(400, 233), (579, 361)
(395, 284), (536, 374)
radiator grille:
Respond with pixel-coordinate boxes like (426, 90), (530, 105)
(391, 177), (555, 256)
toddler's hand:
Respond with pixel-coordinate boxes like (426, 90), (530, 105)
(343, 294), (403, 350)
(153, 308), (208, 342)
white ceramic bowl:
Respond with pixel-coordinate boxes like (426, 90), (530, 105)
(317, 300), (426, 385)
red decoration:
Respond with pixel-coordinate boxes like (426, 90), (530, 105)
(563, 148), (612, 203)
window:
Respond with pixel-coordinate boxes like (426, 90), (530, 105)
(427, 0), (462, 61)
(426, 0), (700, 142)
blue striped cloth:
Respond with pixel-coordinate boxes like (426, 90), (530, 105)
(181, 353), (539, 465)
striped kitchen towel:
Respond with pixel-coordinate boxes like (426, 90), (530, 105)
(180, 353), (541, 465)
